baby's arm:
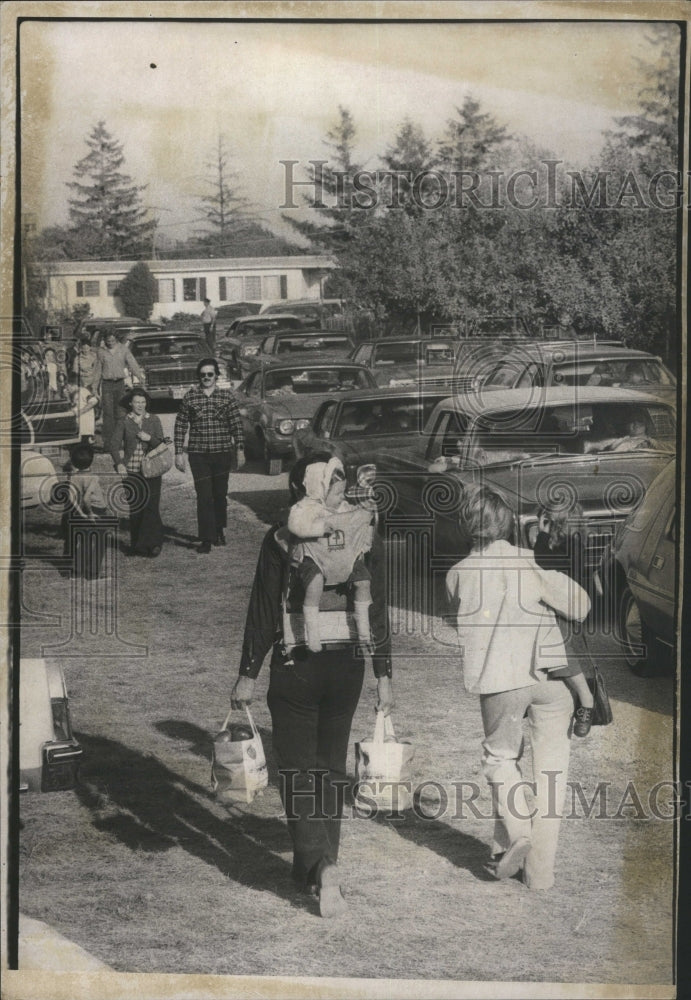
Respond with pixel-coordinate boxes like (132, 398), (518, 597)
(288, 499), (328, 538)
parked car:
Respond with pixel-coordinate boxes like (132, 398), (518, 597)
(349, 337), (462, 387)
(82, 317), (163, 347)
(234, 360), (376, 474)
(217, 314), (315, 377)
(261, 299), (345, 321)
(475, 341), (676, 400)
(127, 329), (232, 400)
(214, 301), (263, 324)
(20, 658), (83, 793)
(242, 331), (355, 377)
(595, 458), (676, 676)
(365, 386), (676, 571)
(305, 384), (454, 478)
(20, 451), (59, 510)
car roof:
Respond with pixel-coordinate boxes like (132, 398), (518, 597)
(494, 341), (662, 362)
(313, 384), (452, 404)
(357, 337), (458, 345)
(128, 328), (204, 340)
(255, 359), (369, 371)
(436, 385), (674, 413)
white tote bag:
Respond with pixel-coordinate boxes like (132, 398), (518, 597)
(211, 706), (268, 805)
(354, 711), (415, 814)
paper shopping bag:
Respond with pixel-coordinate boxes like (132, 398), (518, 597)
(354, 711), (415, 814)
(211, 706), (268, 805)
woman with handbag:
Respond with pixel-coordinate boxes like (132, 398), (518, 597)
(230, 453), (394, 917)
(110, 388), (168, 557)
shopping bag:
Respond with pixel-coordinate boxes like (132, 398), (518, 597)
(354, 711), (415, 814)
(141, 441), (173, 478)
(211, 706), (268, 804)
(587, 665), (614, 726)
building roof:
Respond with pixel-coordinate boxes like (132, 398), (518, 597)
(39, 255), (334, 275)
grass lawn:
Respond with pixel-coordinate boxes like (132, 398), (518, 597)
(15, 459), (676, 992)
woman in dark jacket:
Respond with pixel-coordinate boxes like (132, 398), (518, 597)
(231, 453), (394, 917)
(110, 388), (166, 557)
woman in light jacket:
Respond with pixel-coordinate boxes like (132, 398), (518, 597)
(446, 485), (591, 891)
(110, 388), (166, 557)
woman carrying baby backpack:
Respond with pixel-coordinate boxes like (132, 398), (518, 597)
(230, 453), (394, 917)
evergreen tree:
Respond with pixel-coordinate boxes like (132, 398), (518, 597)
(66, 121), (155, 259)
(117, 261), (157, 320)
(438, 94), (511, 173)
(196, 134), (248, 255)
(282, 106), (365, 251)
(380, 118), (436, 215)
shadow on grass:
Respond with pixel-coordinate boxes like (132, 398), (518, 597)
(347, 788), (493, 882)
(74, 730), (310, 911)
(227, 488), (290, 526)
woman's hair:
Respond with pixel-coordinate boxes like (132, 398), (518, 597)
(288, 452), (335, 503)
(458, 485), (513, 547)
(125, 387), (152, 410)
(196, 357), (220, 378)
(538, 501), (585, 548)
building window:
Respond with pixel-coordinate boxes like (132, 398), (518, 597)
(183, 277), (207, 301)
(244, 275), (261, 299)
(219, 276), (245, 302)
(156, 279), (176, 303)
(76, 280), (100, 297)
(106, 280), (121, 296)
(280, 275), (288, 299)
(262, 275), (281, 300)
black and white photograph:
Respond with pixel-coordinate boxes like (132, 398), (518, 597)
(2, 3), (688, 998)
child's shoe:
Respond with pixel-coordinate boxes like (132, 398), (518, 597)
(573, 706), (594, 737)
(303, 606), (323, 653)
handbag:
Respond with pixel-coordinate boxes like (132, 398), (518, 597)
(586, 664), (613, 726)
(211, 706), (268, 805)
(354, 711), (415, 814)
(140, 440), (173, 478)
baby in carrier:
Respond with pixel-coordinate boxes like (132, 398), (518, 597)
(287, 456), (374, 652)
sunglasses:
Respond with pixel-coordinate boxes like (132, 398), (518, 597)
(200, 372), (216, 379)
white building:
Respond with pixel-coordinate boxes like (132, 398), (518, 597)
(39, 255), (335, 322)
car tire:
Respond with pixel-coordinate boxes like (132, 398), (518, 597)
(618, 586), (668, 677)
(257, 431), (283, 476)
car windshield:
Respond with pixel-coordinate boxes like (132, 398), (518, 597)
(461, 402), (676, 464)
(552, 359), (675, 387)
(130, 337), (203, 357)
(335, 396), (443, 438)
(263, 368), (371, 395)
(274, 336), (350, 354)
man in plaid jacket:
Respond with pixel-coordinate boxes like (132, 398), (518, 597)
(174, 358), (245, 553)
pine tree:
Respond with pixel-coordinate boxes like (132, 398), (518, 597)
(380, 118), (436, 215)
(196, 134), (248, 255)
(282, 106), (365, 252)
(66, 121), (155, 259)
(438, 95), (510, 173)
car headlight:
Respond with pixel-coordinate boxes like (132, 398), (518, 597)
(295, 419), (310, 431)
(276, 419), (295, 435)
(241, 345), (260, 356)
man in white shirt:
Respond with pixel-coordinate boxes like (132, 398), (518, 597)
(201, 299), (218, 351)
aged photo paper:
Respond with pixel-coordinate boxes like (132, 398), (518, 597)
(1, 2), (688, 999)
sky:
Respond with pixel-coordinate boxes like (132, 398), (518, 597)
(18, 16), (680, 247)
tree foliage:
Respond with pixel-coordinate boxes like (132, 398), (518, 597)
(117, 261), (157, 320)
(66, 121), (155, 259)
(196, 134), (248, 255)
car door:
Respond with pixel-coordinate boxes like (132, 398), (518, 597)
(629, 483), (676, 643)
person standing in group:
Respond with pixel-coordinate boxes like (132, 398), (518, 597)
(72, 334), (102, 393)
(201, 298), (218, 352)
(231, 453), (394, 917)
(445, 485), (590, 891)
(67, 381), (98, 444)
(111, 388), (166, 558)
(174, 358), (245, 554)
(97, 331), (147, 452)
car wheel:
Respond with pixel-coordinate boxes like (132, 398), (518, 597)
(618, 587), (666, 677)
(257, 431), (283, 476)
